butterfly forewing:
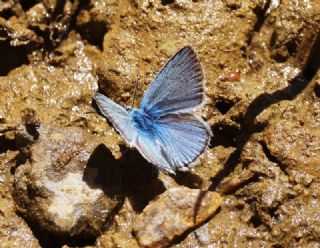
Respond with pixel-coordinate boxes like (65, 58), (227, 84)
(93, 93), (137, 144)
(140, 46), (204, 117)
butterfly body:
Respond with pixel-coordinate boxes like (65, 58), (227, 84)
(94, 46), (211, 174)
(129, 108), (155, 135)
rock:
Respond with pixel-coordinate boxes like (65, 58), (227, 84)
(13, 125), (123, 238)
(0, 16), (42, 46)
(133, 187), (221, 248)
(264, 119), (320, 178)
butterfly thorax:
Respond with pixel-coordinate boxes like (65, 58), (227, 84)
(129, 108), (155, 135)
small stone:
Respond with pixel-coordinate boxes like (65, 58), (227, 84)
(133, 187), (221, 248)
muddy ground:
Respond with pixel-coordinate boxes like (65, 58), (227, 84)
(0, 0), (320, 247)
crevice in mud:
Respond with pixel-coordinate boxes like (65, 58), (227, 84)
(52, 0), (67, 18)
(25, 123), (40, 140)
(225, 2), (241, 11)
(0, 135), (17, 153)
(161, 0), (175, 5)
(38, 0), (87, 51)
(210, 124), (240, 148)
(0, 43), (30, 76)
(0, 9), (15, 19)
(20, 0), (38, 11)
(215, 99), (235, 114)
(243, 0), (271, 55)
(252, 0), (271, 35)
(286, 39), (298, 57)
(74, 0), (107, 50)
(313, 83), (320, 98)
(10, 148), (30, 175)
(267, 206), (280, 220)
(250, 212), (263, 228)
(302, 31), (320, 80)
(259, 141), (288, 174)
(76, 21), (107, 50)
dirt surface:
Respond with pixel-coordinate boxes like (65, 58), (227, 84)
(0, 0), (320, 247)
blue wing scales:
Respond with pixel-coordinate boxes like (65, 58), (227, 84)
(93, 93), (137, 145)
(134, 113), (211, 173)
(140, 46), (204, 117)
(154, 113), (211, 170)
(135, 134), (175, 174)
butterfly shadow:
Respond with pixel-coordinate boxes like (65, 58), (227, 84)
(83, 144), (123, 199)
(118, 145), (166, 213)
(172, 170), (203, 189)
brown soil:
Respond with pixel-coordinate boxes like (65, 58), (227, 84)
(0, 0), (320, 247)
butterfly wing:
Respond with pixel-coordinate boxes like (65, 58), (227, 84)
(139, 46), (204, 117)
(154, 113), (211, 170)
(135, 133), (175, 174)
(93, 93), (137, 145)
(134, 113), (211, 173)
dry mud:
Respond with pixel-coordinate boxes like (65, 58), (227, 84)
(0, 0), (320, 247)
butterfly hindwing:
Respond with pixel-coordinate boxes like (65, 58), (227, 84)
(135, 133), (175, 174)
(140, 46), (204, 117)
(94, 93), (137, 144)
(153, 113), (211, 170)
(131, 112), (211, 173)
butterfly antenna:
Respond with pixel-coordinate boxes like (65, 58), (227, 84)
(131, 74), (140, 108)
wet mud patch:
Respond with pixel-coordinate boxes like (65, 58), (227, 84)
(0, 0), (320, 247)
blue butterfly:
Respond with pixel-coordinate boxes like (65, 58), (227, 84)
(94, 46), (212, 174)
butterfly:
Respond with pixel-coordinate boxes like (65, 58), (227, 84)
(94, 46), (212, 174)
